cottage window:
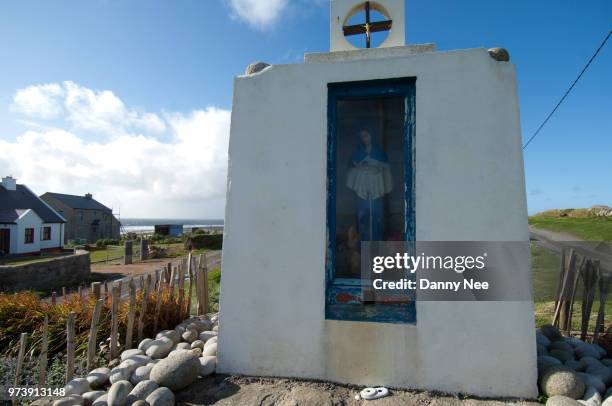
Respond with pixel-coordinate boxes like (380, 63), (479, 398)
(24, 228), (34, 244)
(42, 226), (51, 241)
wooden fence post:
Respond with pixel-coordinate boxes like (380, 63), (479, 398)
(580, 260), (600, 341)
(593, 273), (611, 342)
(87, 299), (104, 372)
(38, 316), (49, 385)
(14, 333), (27, 387)
(51, 292), (57, 305)
(125, 279), (137, 349)
(110, 284), (120, 361)
(66, 312), (76, 383)
(197, 253), (209, 315)
(91, 282), (101, 300)
(62, 287), (67, 301)
(153, 270), (164, 334)
(177, 261), (186, 321)
(186, 254), (194, 317)
(137, 275), (152, 342)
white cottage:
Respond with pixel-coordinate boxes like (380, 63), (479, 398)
(0, 176), (66, 255)
(219, 0), (536, 398)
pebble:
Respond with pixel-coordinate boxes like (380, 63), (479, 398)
(126, 380), (158, 406)
(601, 359), (612, 367)
(199, 356), (216, 376)
(132, 401), (149, 406)
(545, 395), (582, 406)
(110, 366), (131, 384)
(551, 341), (575, 354)
(91, 394), (108, 406)
(190, 340), (204, 350)
(82, 391), (106, 406)
(580, 385), (602, 406)
(566, 360), (586, 372)
(121, 349), (145, 361)
(539, 365), (585, 399)
(541, 325), (563, 342)
(156, 330), (180, 344)
(149, 351), (200, 390)
(537, 331), (552, 348)
(86, 368), (111, 389)
(577, 373), (606, 395)
(576, 344), (603, 360)
(551, 349), (575, 363)
(181, 328), (198, 343)
(138, 339), (155, 352)
(145, 387), (175, 406)
(145, 339), (174, 359)
(131, 364), (154, 385)
(53, 395), (84, 406)
(108, 380), (133, 406)
(202, 342), (217, 357)
(65, 378), (91, 396)
(175, 343), (191, 350)
(198, 331), (217, 342)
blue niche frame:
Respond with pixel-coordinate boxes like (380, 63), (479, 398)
(325, 77), (416, 324)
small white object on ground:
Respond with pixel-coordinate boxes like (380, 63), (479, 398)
(360, 387), (389, 400)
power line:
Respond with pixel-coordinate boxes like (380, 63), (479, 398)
(523, 29), (611, 150)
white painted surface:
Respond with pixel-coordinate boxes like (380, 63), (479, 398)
(330, 0), (405, 52)
(219, 47), (537, 398)
(15, 209), (43, 254)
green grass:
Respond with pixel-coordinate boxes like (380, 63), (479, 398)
(89, 245), (124, 263)
(529, 216), (612, 241)
(183, 266), (221, 314)
(531, 243), (612, 330)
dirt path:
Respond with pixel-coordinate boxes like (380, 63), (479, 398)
(175, 375), (539, 406)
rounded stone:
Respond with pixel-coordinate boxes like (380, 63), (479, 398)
(539, 355), (563, 375)
(601, 358), (612, 367)
(65, 378), (91, 396)
(86, 367), (111, 389)
(156, 330), (180, 344)
(182, 329), (198, 343)
(588, 366), (612, 386)
(565, 337), (584, 348)
(190, 340), (204, 350)
(581, 385), (602, 406)
(538, 343), (549, 356)
(138, 339), (154, 352)
(212, 325), (219, 332)
(110, 366), (132, 384)
(198, 331), (217, 342)
(541, 325), (563, 342)
(537, 331), (552, 348)
(576, 344), (602, 359)
(604, 397), (612, 406)
(545, 395), (582, 406)
(577, 372), (606, 395)
(539, 365), (585, 399)
(551, 349), (575, 363)
(91, 393), (108, 406)
(487, 48), (510, 62)
(130, 364), (154, 385)
(126, 380), (158, 406)
(581, 356), (604, 368)
(121, 349), (144, 361)
(605, 387), (612, 400)
(565, 360), (585, 372)
(132, 401), (149, 406)
(190, 319), (212, 332)
(149, 350), (200, 390)
(199, 356), (216, 377)
(175, 342), (191, 350)
(145, 339), (173, 359)
(202, 342), (217, 357)
(53, 395), (85, 406)
(245, 61), (270, 75)
(108, 380), (133, 406)
(145, 387), (175, 406)
(551, 341), (574, 354)
(82, 391), (106, 406)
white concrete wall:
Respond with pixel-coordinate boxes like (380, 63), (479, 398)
(40, 222), (63, 250)
(15, 209), (43, 254)
(219, 47), (537, 398)
(0, 224), (18, 254)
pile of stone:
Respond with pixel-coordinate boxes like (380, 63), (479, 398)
(537, 324), (612, 406)
(52, 314), (219, 406)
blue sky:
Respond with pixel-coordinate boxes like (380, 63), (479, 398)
(0, 0), (610, 218)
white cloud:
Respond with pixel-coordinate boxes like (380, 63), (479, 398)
(226, 0), (289, 29)
(11, 81), (167, 136)
(2, 82), (231, 218)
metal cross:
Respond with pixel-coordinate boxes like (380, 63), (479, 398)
(342, 1), (393, 48)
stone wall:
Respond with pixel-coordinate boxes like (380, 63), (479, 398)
(0, 250), (90, 291)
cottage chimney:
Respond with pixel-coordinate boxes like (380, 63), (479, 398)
(1, 176), (16, 191)
(85, 193), (93, 199)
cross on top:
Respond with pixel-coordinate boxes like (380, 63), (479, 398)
(342, 1), (393, 48)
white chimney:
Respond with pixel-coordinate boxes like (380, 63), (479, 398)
(1, 176), (16, 191)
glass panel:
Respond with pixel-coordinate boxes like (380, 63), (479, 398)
(333, 97), (405, 279)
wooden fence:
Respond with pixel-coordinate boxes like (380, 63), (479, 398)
(11, 251), (212, 388)
(553, 248), (611, 342)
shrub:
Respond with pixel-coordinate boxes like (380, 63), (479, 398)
(184, 234), (223, 251)
(95, 238), (120, 248)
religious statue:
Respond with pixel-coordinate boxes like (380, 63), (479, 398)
(346, 129), (393, 243)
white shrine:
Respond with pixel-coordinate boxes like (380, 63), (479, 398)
(218, 0), (537, 398)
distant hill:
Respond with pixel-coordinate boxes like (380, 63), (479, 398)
(533, 205), (612, 218)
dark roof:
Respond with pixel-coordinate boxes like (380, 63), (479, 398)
(42, 192), (112, 211)
(0, 185), (66, 223)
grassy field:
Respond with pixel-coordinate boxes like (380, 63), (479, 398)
(531, 243), (611, 330)
(88, 242), (208, 264)
(529, 216), (612, 241)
